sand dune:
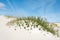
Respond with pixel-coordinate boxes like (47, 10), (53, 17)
(0, 15), (60, 40)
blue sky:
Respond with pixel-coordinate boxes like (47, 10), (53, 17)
(0, 0), (60, 22)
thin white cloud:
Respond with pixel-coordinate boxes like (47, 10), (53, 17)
(0, 2), (6, 10)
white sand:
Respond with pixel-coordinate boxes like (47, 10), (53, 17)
(0, 15), (60, 40)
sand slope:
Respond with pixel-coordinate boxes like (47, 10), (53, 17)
(0, 15), (60, 40)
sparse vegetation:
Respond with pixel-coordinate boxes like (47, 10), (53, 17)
(5, 15), (17, 18)
(6, 16), (58, 36)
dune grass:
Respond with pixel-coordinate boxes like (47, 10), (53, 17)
(6, 16), (58, 36)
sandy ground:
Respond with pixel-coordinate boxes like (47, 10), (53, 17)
(0, 15), (60, 40)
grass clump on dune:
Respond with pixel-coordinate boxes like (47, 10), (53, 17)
(6, 16), (58, 36)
